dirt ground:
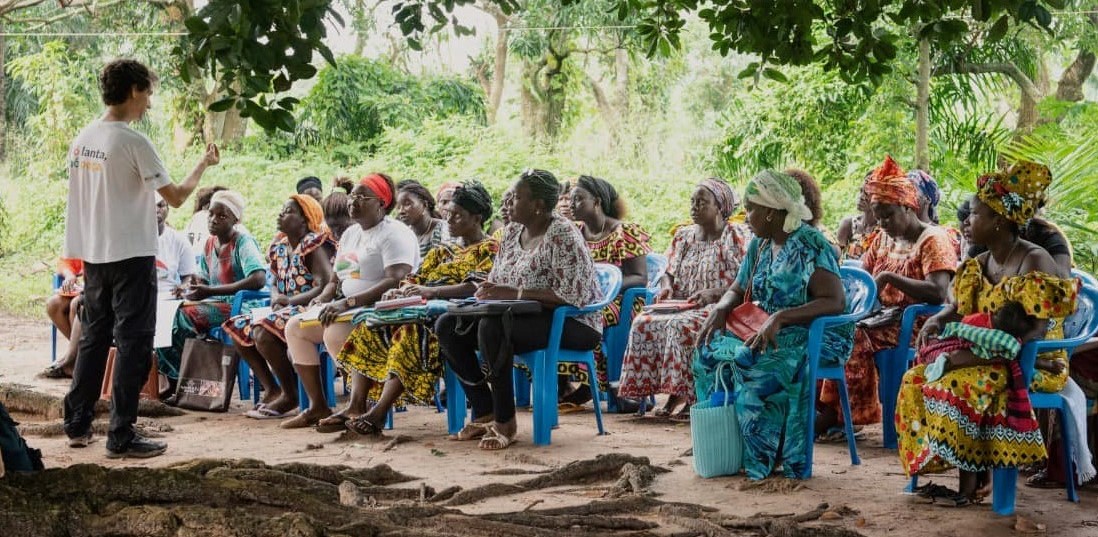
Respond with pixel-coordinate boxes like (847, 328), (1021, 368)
(3, 312), (1097, 537)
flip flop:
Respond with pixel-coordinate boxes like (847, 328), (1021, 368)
(345, 415), (383, 437)
(669, 410), (691, 423)
(244, 406), (296, 420)
(558, 402), (587, 414)
(315, 413), (352, 433)
(478, 424), (515, 451)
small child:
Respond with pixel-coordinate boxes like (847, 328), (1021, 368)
(918, 300), (1048, 382)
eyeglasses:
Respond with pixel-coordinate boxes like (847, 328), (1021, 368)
(349, 193), (379, 204)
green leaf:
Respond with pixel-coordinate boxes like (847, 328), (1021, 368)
(183, 16), (209, 34)
(208, 97), (236, 112)
(738, 62), (759, 79)
(986, 15), (1009, 42)
(762, 67), (788, 83)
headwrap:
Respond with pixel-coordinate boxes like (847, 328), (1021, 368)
(976, 161), (1051, 226)
(907, 169), (941, 223)
(296, 176), (322, 194)
(743, 170), (813, 233)
(290, 194), (325, 233)
(435, 181), (461, 200)
(576, 175), (620, 218)
(451, 181), (493, 223)
(360, 173), (394, 210)
(210, 190), (246, 221)
(699, 178), (737, 219)
(864, 155), (919, 210)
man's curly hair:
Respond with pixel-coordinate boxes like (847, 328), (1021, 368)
(99, 59), (158, 106)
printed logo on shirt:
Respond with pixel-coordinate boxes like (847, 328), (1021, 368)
(70, 145), (108, 173)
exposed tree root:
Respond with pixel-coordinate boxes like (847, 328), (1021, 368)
(0, 383), (184, 421)
(0, 458), (867, 537)
(19, 418), (173, 438)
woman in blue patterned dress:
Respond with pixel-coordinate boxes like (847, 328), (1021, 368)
(695, 170), (853, 481)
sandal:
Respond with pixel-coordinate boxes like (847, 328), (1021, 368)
(345, 415), (383, 437)
(560, 384), (592, 406)
(653, 407), (673, 418)
(913, 482), (972, 507)
(39, 365), (71, 379)
(244, 406), (296, 420)
(558, 402), (587, 414)
(669, 410), (691, 423)
(315, 413), (352, 433)
(477, 424), (515, 451)
(1025, 469), (1063, 489)
(280, 409), (330, 429)
(449, 421), (490, 441)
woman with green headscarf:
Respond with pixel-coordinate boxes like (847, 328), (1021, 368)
(694, 170), (853, 480)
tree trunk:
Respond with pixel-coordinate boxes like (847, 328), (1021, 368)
(613, 48), (629, 117)
(914, 37), (930, 170)
(486, 11), (509, 125)
(586, 72), (620, 137)
(1056, 49), (1096, 102)
(520, 52), (566, 142)
(0, 20), (6, 160)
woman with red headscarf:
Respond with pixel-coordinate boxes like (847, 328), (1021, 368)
(817, 156), (957, 439)
(281, 173), (421, 429)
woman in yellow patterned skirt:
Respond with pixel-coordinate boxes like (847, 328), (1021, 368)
(325, 182), (498, 436)
(897, 161), (1078, 504)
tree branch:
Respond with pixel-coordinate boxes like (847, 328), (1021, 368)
(932, 62), (1040, 101)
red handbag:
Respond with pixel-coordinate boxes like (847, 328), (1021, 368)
(725, 243), (769, 341)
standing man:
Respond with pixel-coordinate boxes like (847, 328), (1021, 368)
(63, 59), (220, 458)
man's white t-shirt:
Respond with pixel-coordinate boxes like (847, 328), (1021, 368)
(157, 226), (197, 293)
(63, 120), (172, 263)
(185, 209), (210, 256)
(333, 217), (420, 297)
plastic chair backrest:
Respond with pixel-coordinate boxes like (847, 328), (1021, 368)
(1072, 269), (1097, 289)
(841, 266), (873, 314)
(1019, 284), (1098, 386)
(842, 259), (863, 269)
(591, 263), (624, 312)
(645, 253), (668, 289)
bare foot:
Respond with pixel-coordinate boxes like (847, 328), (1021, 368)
(279, 407), (331, 429)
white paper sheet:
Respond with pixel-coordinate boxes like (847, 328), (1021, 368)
(154, 299), (184, 349)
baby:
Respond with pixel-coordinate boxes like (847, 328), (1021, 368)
(918, 300), (1048, 382)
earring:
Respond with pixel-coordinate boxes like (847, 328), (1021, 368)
(766, 214), (773, 222)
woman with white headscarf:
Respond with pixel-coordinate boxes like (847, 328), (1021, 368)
(694, 170), (852, 481)
(157, 190), (267, 384)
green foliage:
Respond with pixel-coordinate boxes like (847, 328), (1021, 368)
(297, 56), (485, 160)
(7, 41), (97, 179)
(177, 0), (343, 132)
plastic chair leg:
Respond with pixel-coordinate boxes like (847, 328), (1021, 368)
(1059, 407), (1080, 502)
(51, 325), (58, 364)
(532, 351), (556, 446)
(321, 353), (337, 408)
(905, 475), (919, 493)
(584, 358), (605, 435)
(385, 408), (394, 430)
(836, 378), (861, 466)
(875, 349), (900, 449)
(445, 365), (466, 435)
(514, 368), (531, 408)
(237, 359), (252, 401)
(992, 468), (1017, 515)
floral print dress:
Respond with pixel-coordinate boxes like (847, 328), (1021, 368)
(617, 223), (749, 402)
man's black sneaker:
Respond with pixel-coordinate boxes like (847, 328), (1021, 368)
(106, 436), (166, 459)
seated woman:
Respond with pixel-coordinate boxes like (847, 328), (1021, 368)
(159, 190), (266, 382)
(223, 194), (334, 418)
(396, 180), (448, 258)
(693, 169), (850, 481)
(907, 169), (962, 257)
(899, 161), (1078, 504)
(617, 178), (750, 419)
(490, 186), (515, 239)
(42, 257), (83, 378)
(836, 172), (879, 261)
(334, 182), (498, 435)
(817, 156), (956, 438)
(435, 169), (603, 450)
(282, 173), (419, 429)
(296, 176), (324, 202)
(567, 175), (651, 409)
(323, 178), (354, 241)
(435, 181), (461, 220)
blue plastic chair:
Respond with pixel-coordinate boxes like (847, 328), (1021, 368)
(515, 263), (621, 445)
(842, 259), (863, 269)
(907, 284), (1098, 515)
(296, 344), (339, 411)
(50, 273), (63, 363)
(208, 289), (270, 402)
(802, 265), (878, 478)
(1072, 268), (1097, 289)
(875, 303), (945, 449)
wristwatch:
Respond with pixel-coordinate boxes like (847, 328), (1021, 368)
(345, 296), (357, 308)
